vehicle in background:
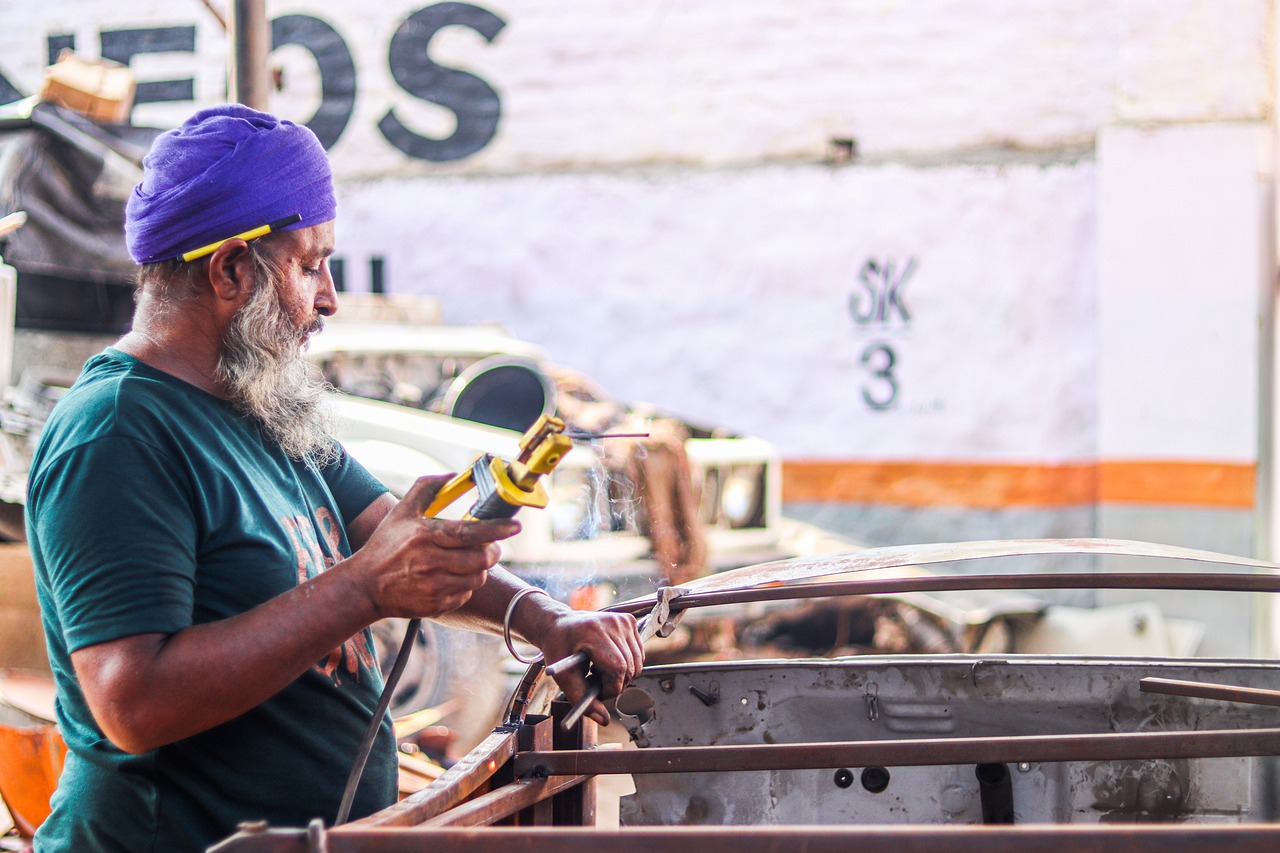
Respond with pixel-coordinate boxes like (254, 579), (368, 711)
(314, 295), (786, 600)
(310, 296), (795, 748)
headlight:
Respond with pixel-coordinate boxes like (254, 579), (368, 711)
(720, 464), (765, 529)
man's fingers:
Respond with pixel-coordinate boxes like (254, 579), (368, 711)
(536, 607), (648, 727)
(438, 590), (474, 615)
(552, 669), (608, 727)
(585, 699), (610, 728)
(608, 613), (644, 681)
(450, 568), (488, 591)
(571, 620), (644, 689)
(421, 516), (521, 548)
(587, 615), (643, 688)
(559, 639), (630, 701)
(599, 642), (632, 699)
(400, 474), (456, 515)
(400, 476), (522, 542)
(625, 629), (644, 679)
(419, 545), (504, 582)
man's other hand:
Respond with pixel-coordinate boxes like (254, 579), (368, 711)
(536, 609), (644, 727)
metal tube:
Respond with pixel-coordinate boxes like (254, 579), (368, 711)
(1256, 157), (1278, 659)
(420, 776), (589, 828)
(603, 538), (1280, 618)
(210, 823), (1280, 853)
(1140, 676), (1280, 707)
(349, 729), (517, 828)
(514, 727), (1280, 778)
(613, 571), (1280, 617)
(228, 0), (269, 109)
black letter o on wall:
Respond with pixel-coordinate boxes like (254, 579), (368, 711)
(271, 14), (356, 150)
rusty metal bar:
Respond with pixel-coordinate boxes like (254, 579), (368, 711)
(514, 727), (1280, 778)
(1141, 677), (1280, 708)
(504, 658), (546, 727)
(714, 538), (1280, 584)
(421, 775), (590, 828)
(612, 572), (1280, 616)
(605, 537), (1280, 616)
(550, 699), (597, 825)
(344, 729), (517, 828)
(210, 823), (1280, 853)
(515, 717), (553, 826)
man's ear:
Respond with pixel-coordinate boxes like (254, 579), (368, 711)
(206, 239), (257, 304)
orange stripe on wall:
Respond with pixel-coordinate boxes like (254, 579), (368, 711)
(782, 460), (1255, 509)
(1097, 460), (1255, 508)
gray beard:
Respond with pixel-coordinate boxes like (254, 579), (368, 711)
(217, 267), (339, 467)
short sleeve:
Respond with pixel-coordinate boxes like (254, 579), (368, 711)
(28, 435), (199, 652)
(321, 446), (389, 524)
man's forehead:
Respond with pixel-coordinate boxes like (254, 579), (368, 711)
(282, 221), (335, 256)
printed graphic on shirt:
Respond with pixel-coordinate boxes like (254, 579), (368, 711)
(283, 508), (377, 685)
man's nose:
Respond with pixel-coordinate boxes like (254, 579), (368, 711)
(315, 260), (338, 317)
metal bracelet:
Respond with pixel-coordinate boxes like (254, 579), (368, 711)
(503, 587), (549, 664)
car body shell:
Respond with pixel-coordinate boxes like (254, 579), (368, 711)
(211, 538), (1280, 851)
(310, 316), (787, 588)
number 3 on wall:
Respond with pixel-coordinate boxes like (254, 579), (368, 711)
(860, 343), (898, 410)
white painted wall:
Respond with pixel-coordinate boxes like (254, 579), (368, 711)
(337, 159), (1101, 460)
(1097, 124), (1273, 463)
(0, 0), (1274, 482)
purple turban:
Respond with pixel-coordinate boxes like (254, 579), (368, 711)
(125, 104), (336, 264)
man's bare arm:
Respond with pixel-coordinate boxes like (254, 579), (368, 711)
(71, 476), (517, 754)
(347, 491), (396, 550)
(434, 566), (644, 727)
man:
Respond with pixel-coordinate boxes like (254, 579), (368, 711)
(26, 104), (643, 852)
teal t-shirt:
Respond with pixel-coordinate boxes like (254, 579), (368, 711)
(26, 348), (397, 853)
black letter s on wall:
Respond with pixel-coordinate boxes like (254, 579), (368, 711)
(378, 2), (506, 162)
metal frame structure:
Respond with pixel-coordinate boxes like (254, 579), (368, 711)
(211, 538), (1280, 852)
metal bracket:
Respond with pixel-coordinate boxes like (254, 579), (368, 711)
(649, 585), (689, 640)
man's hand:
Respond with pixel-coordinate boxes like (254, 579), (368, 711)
(528, 606), (644, 727)
(349, 475), (520, 620)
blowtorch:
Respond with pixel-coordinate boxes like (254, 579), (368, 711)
(338, 413), (640, 824)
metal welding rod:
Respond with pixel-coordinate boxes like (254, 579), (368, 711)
(560, 680), (602, 732)
(545, 650), (589, 679)
(548, 651), (597, 731)
(564, 431), (651, 441)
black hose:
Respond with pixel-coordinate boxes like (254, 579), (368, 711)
(335, 616), (421, 825)
(975, 762), (1015, 824)
(334, 451), (536, 823)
